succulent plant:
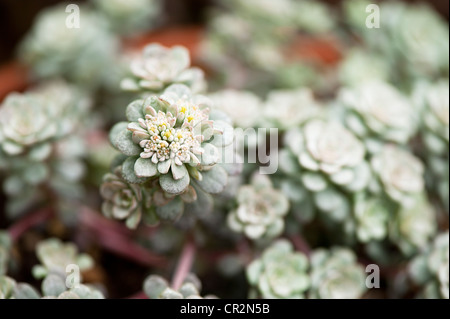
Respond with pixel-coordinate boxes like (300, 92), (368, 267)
(309, 248), (366, 299)
(390, 195), (436, 255)
(0, 276), (17, 299)
(0, 232), (11, 276)
(246, 240), (309, 299)
(390, 3), (449, 79)
(101, 164), (160, 228)
(0, 81), (89, 153)
(109, 84), (237, 195)
(0, 93), (60, 157)
(415, 80), (449, 212)
(202, 0), (334, 93)
(1, 237), (103, 300)
(284, 119), (370, 194)
(0, 81), (90, 217)
(0, 274), (104, 299)
(105, 84), (241, 227)
(92, 0), (161, 35)
(121, 44), (206, 94)
(209, 89), (262, 128)
(229, 0), (294, 24)
(31, 238), (94, 279)
(371, 145), (425, 207)
(353, 195), (390, 243)
(344, 0), (449, 85)
(227, 174), (289, 240)
(19, 5), (118, 88)
(417, 81), (450, 147)
(143, 273), (216, 299)
(41, 274), (104, 299)
(409, 231), (449, 299)
(261, 88), (322, 130)
(291, 0), (335, 34)
(338, 50), (389, 87)
(339, 81), (417, 148)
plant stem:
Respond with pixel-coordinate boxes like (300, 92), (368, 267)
(8, 208), (53, 242)
(171, 236), (196, 290)
(289, 234), (312, 257)
(126, 291), (148, 299)
(79, 206), (167, 268)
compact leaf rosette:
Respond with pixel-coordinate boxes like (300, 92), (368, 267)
(105, 84), (240, 226)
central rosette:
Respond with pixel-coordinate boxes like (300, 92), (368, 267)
(137, 108), (202, 166)
(108, 84), (237, 198)
(127, 94), (210, 171)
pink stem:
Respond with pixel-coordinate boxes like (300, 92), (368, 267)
(237, 239), (253, 265)
(8, 208), (53, 242)
(125, 291), (148, 299)
(289, 234), (312, 257)
(171, 237), (196, 290)
(79, 207), (167, 268)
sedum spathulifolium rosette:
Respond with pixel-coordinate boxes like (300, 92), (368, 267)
(19, 4), (118, 89)
(31, 238), (94, 279)
(339, 81), (417, 151)
(105, 84), (240, 226)
(0, 238), (104, 299)
(343, 0), (449, 85)
(371, 145), (425, 207)
(121, 44), (206, 94)
(0, 232), (11, 276)
(0, 81), (90, 217)
(409, 231), (449, 299)
(261, 88), (322, 131)
(309, 248), (366, 299)
(246, 240), (309, 299)
(209, 89), (262, 129)
(143, 273), (217, 299)
(101, 165), (155, 229)
(390, 195), (436, 255)
(414, 80), (449, 212)
(92, 0), (161, 36)
(227, 174), (289, 240)
(281, 119), (370, 222)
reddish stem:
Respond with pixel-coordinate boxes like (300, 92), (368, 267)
(171, 237), (196, 290)
(8, 208), (54, 242)
(237, 239), (253, 265)
(79, 206), (167, 268)
(126, 291), (148, 299)
(289, 234), (312, 257)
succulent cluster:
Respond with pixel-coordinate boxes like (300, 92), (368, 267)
(143, 273), (216, 299)
(344, 0), (449, 87)
(0, 81), (90, 217)
(410, 232), (449, 299)
(246, 240), (367, 299)
(309, 248), (366, 299)
(121, 44), (206, 94)
(1, 238), (103, 299)
(415, 80), (449, 212)
(31, 238), (94, 279)
(0, 232), (11, 276)
(209, 90), (262, 128)
(227, 174), (289, 240)
(19, 5), (118, 88)
(246, 240), (309, 299)
(339, 81), (417, 148)
(201, 0), (334, 92)
(261, 88), (322, 131)
(92, 0), (161, 35)
(103, 82), (241, 227)
(1, 0), (448, 301)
